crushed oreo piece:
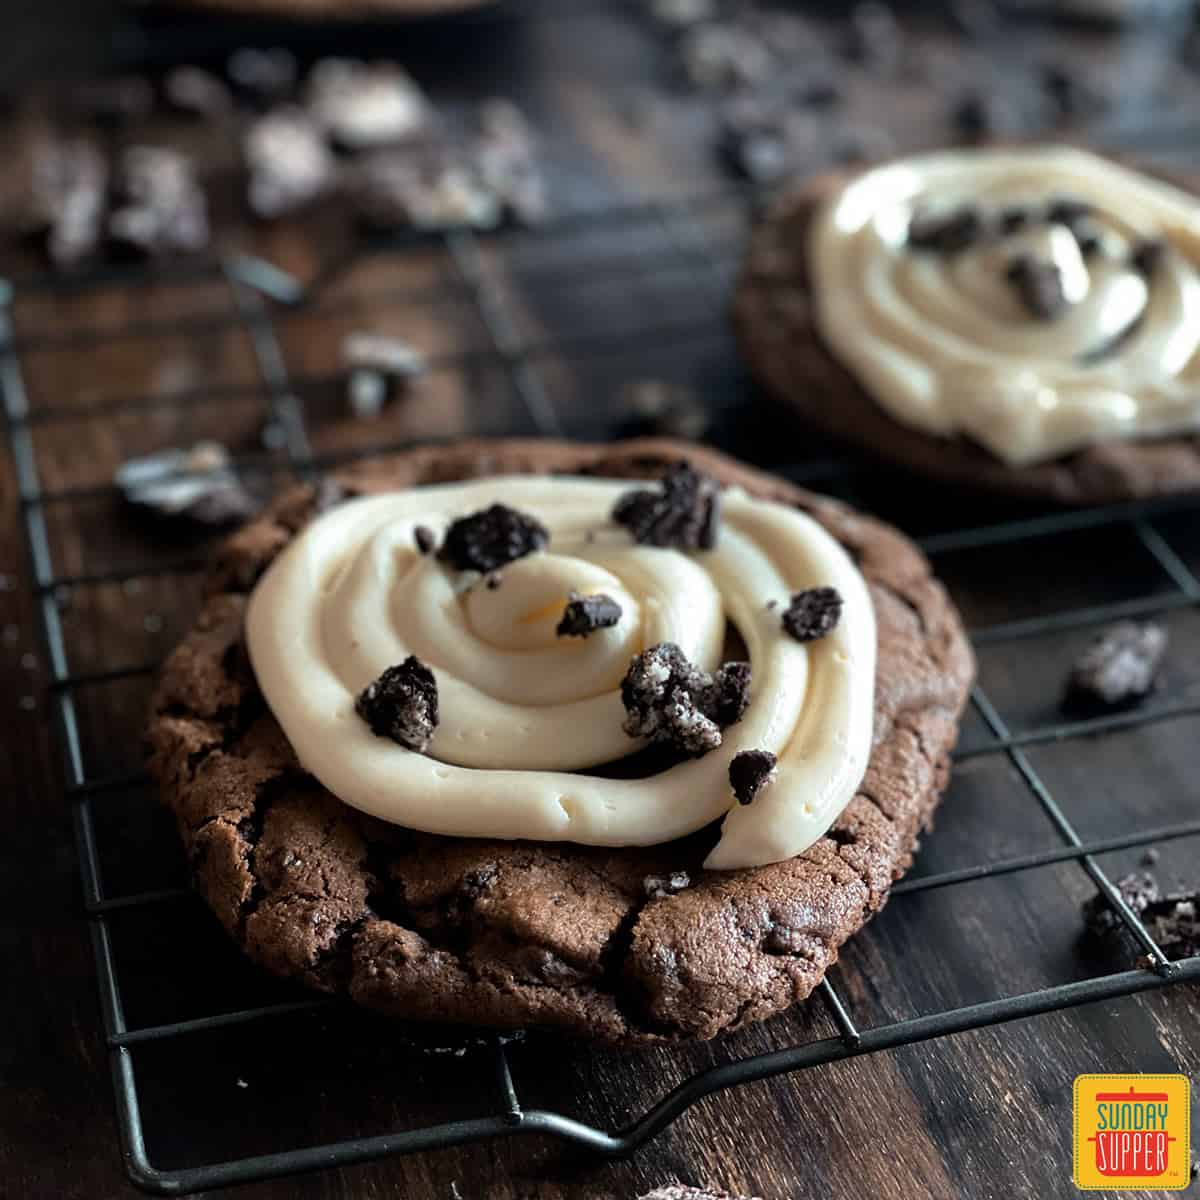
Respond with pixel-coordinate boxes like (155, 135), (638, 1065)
(556, 592), (623, 638)
(1063, 621), (1167, 713)
(414, 525), (436, 556)
(1006, 254), (1068, 321)
(439, 504), (549, 573)
(485, 573), (503, 590)
(23, 138), (108, 268)
(620, 643), (750, 757)
(1083, 871), (1199, 962)
(612, 462), (721, 551)
(108, 146), (209, 258)
(781, 587), (843, 643)
(1131, 238), (1166, 277)
(227, 47), (298, 103)
(907, 205), (981, 253)
(116, 441), (259, 525)
(164, 66), (234, 118)
(355, 656), (439, 752)
(642, 870), (692, 899)
(952, 91), (1005, 142)
(619, 379), (710, 441)
(729, 749), (777, 806)
(306, 59), (429, 151)
(244, 108), (336, 219)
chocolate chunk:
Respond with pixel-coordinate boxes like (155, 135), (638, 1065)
(116, 441), (259, 526)
(907, 206), (981, 253)
(612, 462), (721, 551)
(23, 139), (108, 269)
(642, 870), (691, 899)
(244, 108), (336, 219)
(1006, 254), (1068, 321)
(619, 380), (710, 441)
(1083, 871), (1199, 962)
(414, 526), (436, 555)
(439, 504), (549, 573)
(227, 47), (298, 103)
(556, 592), (623, 638)
(620, 643), (750, 757)
(1063, 621), (1167, 713)
(108, 146), (209, 258)
(781, 587), (843, 643)
(164, 66), (234, 118)
(306, 59), (429, 151)
(355, 656), (439, 752)
(1131, 238), (1166, 277)
(729, 749), (777, 806)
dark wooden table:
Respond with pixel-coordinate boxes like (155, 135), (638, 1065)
(3, 2), (1200, 1197)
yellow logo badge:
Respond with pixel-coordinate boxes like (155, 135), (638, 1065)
(1074, 1074), (1190, 1190)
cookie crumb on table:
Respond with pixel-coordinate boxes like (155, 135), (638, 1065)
(1063, 621), (1167, 713)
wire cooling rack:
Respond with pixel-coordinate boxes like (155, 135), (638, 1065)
(5, 6), (1200, 1197)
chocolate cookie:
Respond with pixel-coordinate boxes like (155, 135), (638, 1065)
(147, 439), (973, 1043)
(735, 166), (1200, 506)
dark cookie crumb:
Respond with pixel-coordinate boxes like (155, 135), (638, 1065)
(642, 870), (691, 899)
(1131, 238), (1166, 277)
(1083, 871), (1199, 962)
(907, 206), (981, 253)
(1063, 621), (1167, 713)
(612, 462), (721, 551)
(556, 592), (623, 638)
(414, 525), (436, 556)
(781, 587), (843, 643)
(116, 441), (259, 526)
(729, 749), (777, 806)
(485, 574), (503, 590)
(355, 656), (439, 752)
(439, 504), (549, 573)
(1006, 254), (1068, 321)
(621, 643), (750, 756)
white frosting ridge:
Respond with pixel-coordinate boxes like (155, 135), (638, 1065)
(245, 475), (876, 870)
(810, 146), (1200, 466)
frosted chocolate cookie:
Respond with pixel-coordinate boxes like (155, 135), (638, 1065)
(736, 146), (1200, 504)
(147, 439), (972, 1043)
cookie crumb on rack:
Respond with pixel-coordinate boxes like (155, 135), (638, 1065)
(1063, 621), (1166, 712)
(643, 870), (691, 899)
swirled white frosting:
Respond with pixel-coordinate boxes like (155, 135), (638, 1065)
(244, 476), (875, 870)
(810, 146), (1200, 466)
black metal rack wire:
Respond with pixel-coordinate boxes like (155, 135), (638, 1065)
(6, 7), (1200, 1195)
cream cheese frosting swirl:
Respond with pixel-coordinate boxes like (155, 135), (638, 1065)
(244, 475), (876, 870)
(810, 146), (1200, 466)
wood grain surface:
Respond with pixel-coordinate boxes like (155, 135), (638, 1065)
(3, 3), (1200, 1198)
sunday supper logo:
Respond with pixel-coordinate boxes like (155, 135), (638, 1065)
(1073, 1074), (1190, 1190)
